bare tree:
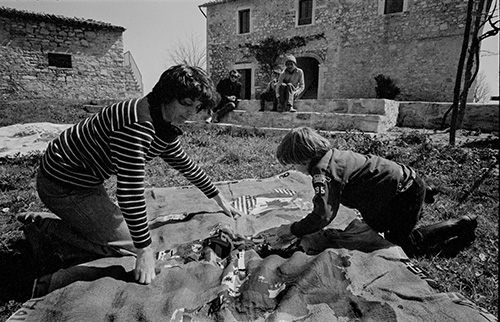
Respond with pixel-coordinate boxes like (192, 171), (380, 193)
(443, 0), (499, 144)
(165, 33), (206, 68)
(473, 71), (491, 102)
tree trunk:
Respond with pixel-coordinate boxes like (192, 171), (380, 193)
(449, 0), (475, 145)
(457, 0), (487, 128)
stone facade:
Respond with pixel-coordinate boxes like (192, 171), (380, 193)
(200, 0), (472, 102)
(0, 6), (142, 100)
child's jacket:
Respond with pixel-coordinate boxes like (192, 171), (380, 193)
(290, 148), (415, 237)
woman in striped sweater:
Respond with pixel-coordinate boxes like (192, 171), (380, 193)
(28, 65), (241, 284)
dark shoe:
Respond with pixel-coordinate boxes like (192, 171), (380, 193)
(424, 185), (440, 204)
(411, 215), (477, 256)
(22, 222), (64, 276)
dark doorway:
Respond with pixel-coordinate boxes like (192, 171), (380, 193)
(237, 68), (252, 99)
(296, 57), (319, 99)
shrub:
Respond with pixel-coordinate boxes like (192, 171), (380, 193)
(374, 74), (401, 99)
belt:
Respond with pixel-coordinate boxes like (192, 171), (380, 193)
(397, 167), (416, 194)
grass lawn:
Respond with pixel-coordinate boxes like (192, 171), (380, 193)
(0, 100), (498, 320)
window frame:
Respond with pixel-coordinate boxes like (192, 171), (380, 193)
(296, 0), (315, 26)
(378, 0), (408, 15)
(48, 52), (72, 69)
(297, 0), (314, 26)
(237, 8), (251, 34)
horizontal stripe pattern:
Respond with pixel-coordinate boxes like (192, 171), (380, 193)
(41, 98), (219, 249)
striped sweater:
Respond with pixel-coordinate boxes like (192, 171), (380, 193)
(40, 98), (219, 249)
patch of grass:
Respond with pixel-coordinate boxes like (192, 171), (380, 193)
(0, 101), (498, 320)
(0, 100), (90, 126)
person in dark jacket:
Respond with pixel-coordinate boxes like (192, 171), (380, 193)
(274, 126), (477, 257)
(206, 69), (242, 123)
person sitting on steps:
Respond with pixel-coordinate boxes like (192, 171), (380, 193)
(259, 69), (281, 112)
(206, 69), (242, 123)
(276, 55), (305, 113)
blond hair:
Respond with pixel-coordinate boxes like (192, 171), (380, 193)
(276, 127), (331, 166)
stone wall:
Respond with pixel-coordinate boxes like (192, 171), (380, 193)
(398, 101), (499, 132)
(0, 7), (142, 100)
(203, 0), (471, 102)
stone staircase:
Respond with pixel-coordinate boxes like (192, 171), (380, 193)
(194, 99), (400, 133)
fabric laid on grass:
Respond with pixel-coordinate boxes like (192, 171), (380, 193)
(8, 171), (496, 322)
(0, 123), (72, 157)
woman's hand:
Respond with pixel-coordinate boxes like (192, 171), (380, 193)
(135, 245), (156, 284)
(212, 194), (242, 218)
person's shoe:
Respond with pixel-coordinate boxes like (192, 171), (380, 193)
(411, 215), (478, 256)
(205, 116), (212, 123)
(289, 108), (297, 112)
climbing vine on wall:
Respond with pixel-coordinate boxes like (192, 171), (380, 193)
(239, 33), (325, 76)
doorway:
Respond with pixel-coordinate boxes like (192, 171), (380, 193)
(296, 57), (319, 99)
(236, 68), (252, 99)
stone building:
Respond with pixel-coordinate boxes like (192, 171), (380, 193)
(0, 6), (142, 100)
(199, 0), (474, 102)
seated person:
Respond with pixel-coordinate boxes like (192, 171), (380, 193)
(206, 69), (242, 123)
(276, 55), (304, 112)
(259, 69), (281, 112)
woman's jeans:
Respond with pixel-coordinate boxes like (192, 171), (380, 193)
(36, 169), (136, 258)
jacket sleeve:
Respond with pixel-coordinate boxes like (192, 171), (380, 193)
(295, 69), (305, 97)
(290, 170), (341, 237)
(235, 83), (242, 99)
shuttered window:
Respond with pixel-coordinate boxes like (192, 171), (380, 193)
(298, 0), (313, 25)
(238, 9), (250, 34)
(384, 0), (404, 14)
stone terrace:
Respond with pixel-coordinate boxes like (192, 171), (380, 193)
(194, 99), (400, 133)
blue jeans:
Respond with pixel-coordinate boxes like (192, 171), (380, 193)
(36, 169), (135, 258)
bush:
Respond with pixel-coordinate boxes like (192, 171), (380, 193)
(374, 74), (401, 99)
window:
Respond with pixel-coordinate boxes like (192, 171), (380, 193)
(238, 9), (250, 34)
(384, 0), (404, 14)
(48, 53), (72, 68)
(298, 0), (313, 26)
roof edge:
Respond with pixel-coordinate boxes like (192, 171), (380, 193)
(0, 6), (126, 31)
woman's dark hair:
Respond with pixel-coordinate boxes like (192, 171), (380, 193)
(147, 65), (220, 111)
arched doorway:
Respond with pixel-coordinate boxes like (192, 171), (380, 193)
(296, 57), (319, 99)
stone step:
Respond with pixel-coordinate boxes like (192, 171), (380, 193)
(238, 99), (398, 115)
(184, 120), (377, 137)
(225, 110), (395, 132)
